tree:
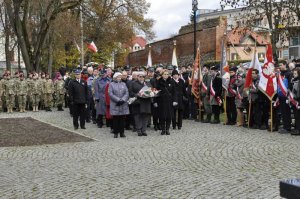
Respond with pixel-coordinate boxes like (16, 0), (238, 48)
(3, 0), (82, 72)
(220, 0), (300, 57)
(81, 0), (155, 67)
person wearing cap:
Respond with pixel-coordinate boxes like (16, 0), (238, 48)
(156, 69), (177, 135)
(39, 72), (47, 109)
(225, 66), (238, 125)
(129, 72), (152, 136)
(209, 66), (222, 124)
(68, 69), (89, 130)
(31, 73), (42, 112)
(108, 72), (129, 138)
(94, 69), (112, 128)
(171, 69), (186, 130)
(26, 73), (34, 111)
(44, 73), (54, 112)
(15, 73), (28, 113)
(54, 74), (65, 111)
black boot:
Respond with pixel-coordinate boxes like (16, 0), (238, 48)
(166, 130), (170, 135)
(120, 132), (126, 138)
(58, 105), (64, 111)
(114, 133), (118, 138)
(211, 114), (220, 124)
(161, 130), (165, 135)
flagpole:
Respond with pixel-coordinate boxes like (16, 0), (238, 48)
(80, 5), (84, 67)
(224, 90), (227, 124)
(248, 99), (251, 128)
(198, 41), (202, 122)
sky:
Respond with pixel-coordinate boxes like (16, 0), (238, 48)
(145, 0), (221, 41)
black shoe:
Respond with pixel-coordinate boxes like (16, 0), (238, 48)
(259, 126), (267, 130)
(161, 130), (165, 135)
(114, 134), (118, 138)
(125, 127), (132, 130)
(93, 120), (96, 124)
(291, 130), (300, 136)
(267, 127), (278, 132)
(81, 127), (86, 129)
(86, 120), (91, 123)
(279, 128), (290, 134)
(250, 125), (259, 129)
(178, 127), (181, 130)
(173, 127), (176, 130)
(142, 132), (147, 136)
(110, 129), (114, 134)
(120, 133), (126, 138)
(97, 124), (103, 128)
(147, 124), (151, 128)
(166, 130), (170, 135)
(138, 133), (143, 136)
(74, 126), (78, 130)
(154, 126), (158, 131)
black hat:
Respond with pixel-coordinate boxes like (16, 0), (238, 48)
(172, 70), (179, 76)
(210, 66), (219, 71)
(74, 69), (81, 74)
(229, 66), (238, 72)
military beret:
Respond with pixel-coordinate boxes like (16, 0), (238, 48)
(167, 65), (174, 70)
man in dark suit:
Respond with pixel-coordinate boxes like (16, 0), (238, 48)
(68, 69), (89, 130)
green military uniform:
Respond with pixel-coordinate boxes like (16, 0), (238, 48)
(0, 79), (3, 112)
(39, 78), (46, 109)
(16, 77), (28, 112)
(54, 79), (65, 111)
(31, 78), (42, 112)
(4, 77), (16, 113)
(44, 78), (54, 111)
(26, 78), (34, 110)
(201, 73), (212, 122)
(1, 77), (8, 111)
(12, 76), (20, 110)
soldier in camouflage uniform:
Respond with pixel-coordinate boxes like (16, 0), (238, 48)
(54, 74), (65, 111)
(4, 73), (16, 113)
(13, 71), (20, 111)
(26, 73), (34, 110)
(16, 73), (28, 113)
(31, 73), (42, 112)
(44, 73), (54, 111)
(1, 73), (9, 112)
(39, 72), (46, 109)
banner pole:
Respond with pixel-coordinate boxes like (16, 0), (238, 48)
(270, 99), (273, 133)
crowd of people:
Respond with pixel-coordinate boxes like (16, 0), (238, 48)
(0, 59), (300, 138)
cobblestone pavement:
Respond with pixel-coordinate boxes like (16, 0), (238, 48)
(0, 110), (300, 198)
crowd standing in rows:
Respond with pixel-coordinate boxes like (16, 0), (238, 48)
(1, 59), (300, 137)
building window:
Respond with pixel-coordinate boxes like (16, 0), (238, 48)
(258, 53), (265, 60)
(231, 53), (238, 60)
(290, 37), (299, 46)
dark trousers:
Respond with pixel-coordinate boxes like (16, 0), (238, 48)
(86, 97), (93, 121)
(160, 118), (171, 131)
(251, 101), (262, 127)
(113, 115), (125, 135)
(294, 108), (300, 132)
(226, 96), (237, 124)
(134, 113), (150, 133)
(172, 108), (183, 128)
(73, 103), (86, 128)
(152, 106), (160, 127)
(279, 96), (291, 130)
(183, 100), (190, 119)
(189, 96), (197, 119)
(212, 105), (220, 121)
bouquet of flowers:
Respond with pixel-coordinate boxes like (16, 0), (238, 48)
(138, 86), (160, 98)
(127, 86), (160, 105)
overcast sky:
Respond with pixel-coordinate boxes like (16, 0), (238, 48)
(145, 0), (221, 41)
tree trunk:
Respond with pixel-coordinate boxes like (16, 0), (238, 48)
(48, 34), (53, 76)
(4, 7), (11, 71)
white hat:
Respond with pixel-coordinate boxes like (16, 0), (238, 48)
(113, 72), (122, 79)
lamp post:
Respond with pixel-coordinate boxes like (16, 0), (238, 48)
(192, 0), (198, 60)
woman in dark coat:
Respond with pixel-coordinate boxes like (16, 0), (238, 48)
(171, 70), (186, 130)
(129, 72), (152, 136)
(156, 70), (177, 135)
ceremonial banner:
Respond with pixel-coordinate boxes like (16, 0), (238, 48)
(191, 46), (202, 99)
(258, 44), (277, 100)
(172, 41), (178, 67)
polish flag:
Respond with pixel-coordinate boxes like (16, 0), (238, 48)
(87, 41), (98, 53)
(244, 50), (261, 88)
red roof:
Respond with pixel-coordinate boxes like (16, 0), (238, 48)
(132, 36), (147, 48)
(227, 28), (269, 45)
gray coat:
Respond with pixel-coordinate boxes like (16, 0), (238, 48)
(108, 81), (129, 116)
(94, 77), (111, 115)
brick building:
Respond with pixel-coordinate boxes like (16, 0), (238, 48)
(127, 17), (227, 67)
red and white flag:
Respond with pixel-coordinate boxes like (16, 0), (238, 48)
(87, 41), (98, 53)
(258, 44), (277, 100)
(210, 79), (222, 105)
(244, 50), (261, 88)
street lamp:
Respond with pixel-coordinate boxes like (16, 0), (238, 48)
(192, 0), (198, 59)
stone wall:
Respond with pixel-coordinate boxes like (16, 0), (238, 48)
(127, 17), (227, 67)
